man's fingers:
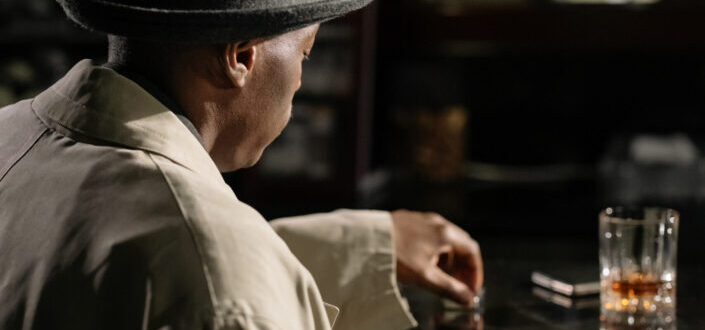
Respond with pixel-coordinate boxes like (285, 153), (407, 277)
(422, 266), (474, 306)
(462, 238), (483, 293)
(443, 228), (484, 293)
(391, 209), (484, 305)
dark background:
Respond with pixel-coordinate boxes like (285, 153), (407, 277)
(3, 0), (705, 264)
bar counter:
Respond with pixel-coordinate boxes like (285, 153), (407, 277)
(405, 235), (705, 330)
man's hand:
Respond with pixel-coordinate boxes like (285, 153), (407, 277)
(390, 210), (483, 307)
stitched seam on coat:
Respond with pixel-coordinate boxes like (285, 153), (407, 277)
(0, 127), (47, 183)
(31, 91), (201, 174)
(44, 85), (171, 142)
(146, 152), (220, 326)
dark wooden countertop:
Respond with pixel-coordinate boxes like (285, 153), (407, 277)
(405, 235), (705, 330)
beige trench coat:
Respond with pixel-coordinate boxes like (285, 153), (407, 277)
(0, 60), (416, 330)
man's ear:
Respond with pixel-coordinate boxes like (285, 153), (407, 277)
(223, 41), (258, 88)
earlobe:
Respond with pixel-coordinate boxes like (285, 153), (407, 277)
(223, 41), (257, 88)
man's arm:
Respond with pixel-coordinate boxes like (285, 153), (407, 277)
(271, 209), (417, 330)
(271, 209), (484, 330)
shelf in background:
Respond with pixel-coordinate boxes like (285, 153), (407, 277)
(379, 0), (705, 56)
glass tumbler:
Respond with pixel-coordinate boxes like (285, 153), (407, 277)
(599, 207), (679, 329)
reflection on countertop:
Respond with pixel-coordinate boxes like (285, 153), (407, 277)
(405, 235), (705, 330)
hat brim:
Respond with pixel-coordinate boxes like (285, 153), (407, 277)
(57, 0), (374, 42)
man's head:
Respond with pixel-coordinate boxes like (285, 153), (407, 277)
(108, 24), (319, 171)
(209, 24), (320, 171)
(58, 0), (371, 171)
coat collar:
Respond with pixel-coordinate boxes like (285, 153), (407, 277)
(32, 59), (224, 182)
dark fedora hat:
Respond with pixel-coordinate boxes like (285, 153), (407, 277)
(56, 0), (374, 42)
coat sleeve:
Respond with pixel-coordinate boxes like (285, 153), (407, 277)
(270, 209), (418, 330)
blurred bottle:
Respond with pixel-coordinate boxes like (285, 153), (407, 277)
(396, 105), (469, 182)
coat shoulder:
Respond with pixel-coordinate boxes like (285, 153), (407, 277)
(149, 153), (331, 329)
(0, 118), (217, 329)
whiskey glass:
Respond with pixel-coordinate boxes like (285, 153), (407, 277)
(599, 207), (679, 329)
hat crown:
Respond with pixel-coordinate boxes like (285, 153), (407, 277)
(57, 0), (373, 42)
(98, 0), (325, 11)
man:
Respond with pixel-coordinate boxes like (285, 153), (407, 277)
(0, 0), (483, 329)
